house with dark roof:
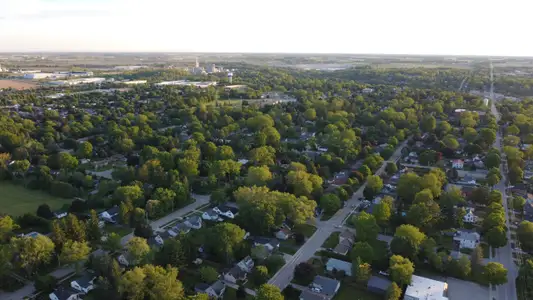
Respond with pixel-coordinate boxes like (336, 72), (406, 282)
(70, 273), (96, 294)
(185, 216), (202, 229)
(171, 223), (191, 234)
(524, 195), (533, 222)
(308, 276), (340, 299)
(299, 289), (329, 300)
(202, 208), (222, 222)
(253, 237), (280, 251)
(275, 228), (291, 240)
(195, 280), (226, 299)
(333, 231), (355, 256)
(367, 276), (392, 295)
(223, 265), (248, 283)
(49, 288), (82, 300)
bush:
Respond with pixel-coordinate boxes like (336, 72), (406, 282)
(36, 204), (54, 219)
(50, 181), (78, 198)
(16, 213), (50, 230)
(34, 275), (57, 293)
(293, 262), (316, 285)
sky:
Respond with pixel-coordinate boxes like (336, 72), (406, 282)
(0, 0), (531, 56)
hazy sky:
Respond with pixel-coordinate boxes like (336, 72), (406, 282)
(0, 0), (530, 55)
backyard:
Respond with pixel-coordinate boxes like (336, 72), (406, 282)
(0, 181), (72, 216)
(334, 284), (381, 300)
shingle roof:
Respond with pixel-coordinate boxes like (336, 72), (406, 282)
(299, 290), (329, 300)
(311, 276), (340, 296)
(51, 288), (80, 300)
(367, 276), (392, 292)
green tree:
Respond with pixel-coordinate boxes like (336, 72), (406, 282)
(63, 214), (86, 242)
(351, 241), (374, 264)
(252, 265), (270, 285)
(486, 174), (500, 187)
(373, 196), (393, 226)
(320, 193), (341, 216)
(178, 158), (199, 178)
(58, 152), (79, 171)
(363, 175), (383, 199)
(385, 162), (398, 175)
(104, 232), (123, 252)
(354, 212), (379, 242)
(517, 259), (533, 300)
(486, 226), (507, 248)
(206, 223), (246, 263)
(304, 108), (317, 120)
(126, 237), (150, 266)
(484, 153), (501, 169)
(256, 284), (283, 300)
(421, 115), (436, 132)
(0, 215), (18, 242)
(59, 240), (91, 270)
(353, 257), (372, 284)
(513, 196), (526, 210)
(118, 266), (145, 300)
(442, 135), (460, 150)
(10, 235), (55, 275)
(287, 170), (323, 198)
(386, 282), (402, 300)
(518, 221), (533, 252)
(86, 209), (102, 242)
(483, 262), (508, 285)
(76, 142), (93, 159)
(246, 166), (273, 186)
(199, 266), (219, 283)
(249, 146), (276, 166)
(389, 255), (414, 286)
(155, 238), (186, 268)
(391, 225), (426, 256)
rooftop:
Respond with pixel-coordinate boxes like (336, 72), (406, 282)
(310, 275), (340, 296)
(405, 275), (448, 300)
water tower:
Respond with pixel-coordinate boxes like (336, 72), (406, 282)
(227, 72), (233, 84)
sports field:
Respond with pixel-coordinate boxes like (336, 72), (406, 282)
(0, 182), (71, 216)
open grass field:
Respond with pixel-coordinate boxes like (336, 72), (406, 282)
(0, 79), (38, 90)
(0, 181), (71, 216)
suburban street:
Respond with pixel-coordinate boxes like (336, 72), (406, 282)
(121, 193), (210, 245)
(489, 61), (518, 300)
(268, 139), (408, 289)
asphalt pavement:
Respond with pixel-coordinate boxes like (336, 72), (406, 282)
(267, 139), (408, 290)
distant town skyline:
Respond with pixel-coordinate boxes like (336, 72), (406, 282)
(0, 0), (530, 56)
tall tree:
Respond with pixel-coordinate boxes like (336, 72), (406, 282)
(389, 255), (414, 286)
(354, 212), (379, 242)
(256, 284), (284, 300)
(59, 240), (91, 270)
(10, 235), (55, 275)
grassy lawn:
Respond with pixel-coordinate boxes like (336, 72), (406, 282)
(0, 181), (72, 216)
(322, 232), (340, 249)
(224, 287), (255, 300)
(334, 284), (381, 300)
(294, 224), (317, 237)
(106, 225), (133, 237)
(437, 235), (454, 251)
(279, 240), (299, 255)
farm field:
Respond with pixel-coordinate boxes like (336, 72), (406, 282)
(0, 79), (38, 90)
(0, 181), (71, 216)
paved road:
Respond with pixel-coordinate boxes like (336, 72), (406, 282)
(267, 140), (409, 289)
(489, 68), (518, 300)
(121, 194), (210, 245)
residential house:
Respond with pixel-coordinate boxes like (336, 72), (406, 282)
(362, 88), (374, 94)
(333, 231), (355, 255)
(70, 273), (96, 294)
(171, 223), (191, 234)
(524, 195), (533, 222)
(404, 275), (449, 300)
(195, 280), (226, 299)
(185, 216), (202, 229)
(117, 254), (130, 266)
(202, 209), (222, 222)
(463, 208), (477, 224)
(275, 228), (291, 240)
(367, 276), (392, 296)
(223, 265), (248, 283)
(473, 156), (485, 169)
(148, 231), (171, 247)
(253, 237), (280, 251)
(53, 211), (68, 219)
(325, 258), (352, 276)
(237, 256), (254, 273)
(453, 229), (480, 250)
(99, 206), (119, 223)
(452, 159), (464, 169)
(214, 205), (239, 219)
(308, 276), (341, 299)
(299, 290), (329, 300)
(511, 184), (528, 197)
(49, 288), (82, 300)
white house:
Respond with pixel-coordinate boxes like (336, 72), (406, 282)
(118, 254), (130, 266)
(253, 237), (280, 251)
(223, 266), (247, 283)
(404, 275), (448, 300)
(99, 206), (119, 223)
(195, 280), (226, 299)
(452, 159), (464, 169)
(70, 274), (96, 294)
(275, 228), (291, 240)
(463, 208), (477, 224)
(49, 288), (81, 300)
(213, 205), (239, 219)
(202, 209), (222, 222)
(53, 211), (68, 219)
(453, 230), (480, 249)
(237, 256), (254, 273)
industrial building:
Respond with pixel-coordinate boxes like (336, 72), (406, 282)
(23, 71), (93, 80)
(155, 80), (217, 88)
(47, 77), (106, 86)
(121, 80), (147, 85)
(404, 275), (448, 300)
